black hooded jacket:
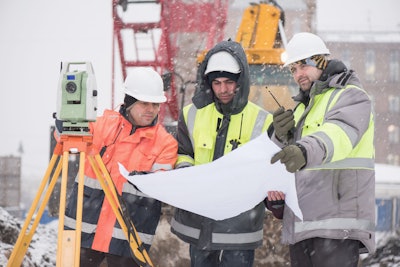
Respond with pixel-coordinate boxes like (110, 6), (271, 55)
(192, 40), (251, 115)
(181, 40), (252, 160)
(171, 40), (268, 251)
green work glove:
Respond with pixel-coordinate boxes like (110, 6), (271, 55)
(273, 107), (295, 142)
(270, 144), (306, 173)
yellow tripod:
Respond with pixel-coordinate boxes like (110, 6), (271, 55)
(7, 134), (153, 267)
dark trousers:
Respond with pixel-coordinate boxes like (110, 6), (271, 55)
(79, 247), (139, 267)
(289, 237), (360, 267)
(189, 245), (254, 267)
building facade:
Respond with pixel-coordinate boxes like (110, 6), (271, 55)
(0, 156), (22, 217)
(318, 34), (400, 165)
(281, 0), (400, 165)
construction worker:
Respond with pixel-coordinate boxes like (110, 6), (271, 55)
(270, 32), (375, 267)
(60, 68), (178, 266)
(170, 40), (274, 267)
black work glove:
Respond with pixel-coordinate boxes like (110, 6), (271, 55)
(128, 171), (149, 176)
(264, 199), (285, 220)
(271, 144), (306, 173)
(273, 107), (295, 142)
(127, 171), (149, 191)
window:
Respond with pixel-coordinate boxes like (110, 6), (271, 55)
(388, 124), (400, 144)
(390, 50), (399, 82)
(365, 50), (375, 82)
(389, 95), (400, 113)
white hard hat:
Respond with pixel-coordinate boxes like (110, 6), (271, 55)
(123, 67), (166, 103)
(283, 32), (330, 67)
(205, 51), (241, 75)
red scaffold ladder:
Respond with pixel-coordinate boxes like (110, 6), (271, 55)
(111, 0), (229, 124)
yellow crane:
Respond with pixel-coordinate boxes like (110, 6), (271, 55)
(236, 1), (296, 111)
(199, 1), (297, 111)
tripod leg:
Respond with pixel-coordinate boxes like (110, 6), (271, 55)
(7, 153), (62, 267)
(88, 154), (154, 267)
(56, 151), (76, 267)
(74, 151), (86, 266)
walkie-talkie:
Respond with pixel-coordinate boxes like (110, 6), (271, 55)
(268, 88), (295, 141)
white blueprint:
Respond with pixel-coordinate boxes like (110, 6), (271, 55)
(119, 132), (302, 221)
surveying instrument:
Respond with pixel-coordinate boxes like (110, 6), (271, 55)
(7, 62), (153, 267)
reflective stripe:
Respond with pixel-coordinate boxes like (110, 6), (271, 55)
(250, 110), (268, 139)
(312, 131), (334, 163)
(171, 217), (200, 239)
(212, 229), (263, 244)
(112, 226), (154, 245)
(121, 182), (150, 198)
(151, 162), (173, 172)
(171, 218), (262, 245)
(295, 218), (375, 233)
(312, 121), (358, 162)
(306, 85), (371, 162)
(332, 120), (359, 147)
(176, 162), (194, 169)
(307, 157), (374, 170)
(176, 162), (193, 168)
(79, 175), (150, 198)
(75, 175), (102, 190)
(64, 216), (154, 245)
(65, 215), (97, 233)
(325, 87), (342, 114)
(186, 104), (197, 147)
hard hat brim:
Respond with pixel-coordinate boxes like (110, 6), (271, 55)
(131, 93), (167, 103)
(283, 51), (330, 67)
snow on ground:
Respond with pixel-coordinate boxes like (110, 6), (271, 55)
(1, 206), (400, 266)
(0, 207), (57, 266)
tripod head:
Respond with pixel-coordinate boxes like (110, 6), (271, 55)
(54, 62), (98, 134)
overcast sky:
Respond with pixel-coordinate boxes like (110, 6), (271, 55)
(0, 0), (399, 182)
(317, 0), (399, 32)
(0, 1), (113, 179)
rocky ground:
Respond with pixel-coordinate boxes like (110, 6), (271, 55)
(1, 205), (399, 266)
(150, 206), (290, 267)
(0, 207), (57, 266)
(362, 236), (400, 267)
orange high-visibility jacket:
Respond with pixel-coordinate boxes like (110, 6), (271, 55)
(63, 109), (178, 256)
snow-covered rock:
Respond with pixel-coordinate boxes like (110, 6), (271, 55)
(1, 206), (399, 267)
(0, 207), (57, 266)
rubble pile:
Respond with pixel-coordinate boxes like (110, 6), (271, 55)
(2, 206), (399, 267)
(0, 207), (57, 266)
(362, 236), (400, 266)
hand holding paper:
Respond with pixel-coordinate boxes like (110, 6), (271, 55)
(119, 132), (302, 221)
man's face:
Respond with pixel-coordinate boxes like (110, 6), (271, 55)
(289, 62), (323, 91)
(211, 77), (237, 104)
(128, 101), (160, 126)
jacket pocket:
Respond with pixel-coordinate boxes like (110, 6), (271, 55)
(194, 134), (214, 164)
